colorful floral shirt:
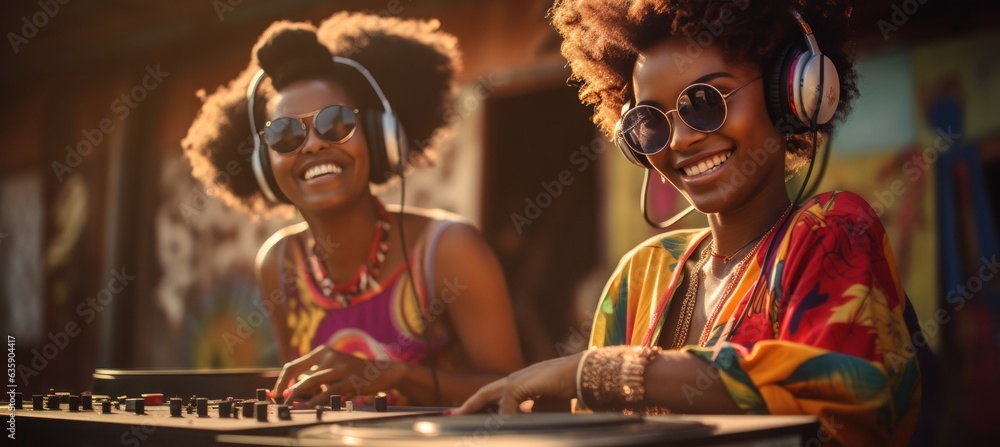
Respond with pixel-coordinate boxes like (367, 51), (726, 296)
(589, 191), (922, 446)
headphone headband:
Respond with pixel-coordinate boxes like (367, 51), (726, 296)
(247, 69), (281, 203)
(789, 10), (819, 54)
(330, 56), (401, 168)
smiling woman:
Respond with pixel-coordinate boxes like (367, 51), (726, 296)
(180, 11), (523, 408)
(454, 1), (933, 446)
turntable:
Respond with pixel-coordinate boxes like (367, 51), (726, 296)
(218, 412), (820, 446)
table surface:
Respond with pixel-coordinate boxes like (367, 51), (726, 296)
(15, 402), (820, 446)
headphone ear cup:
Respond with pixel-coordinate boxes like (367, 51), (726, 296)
(364, 109), (391, 184)
(765, 42), (809, 134)
(614, 128), (652, 168)
(614, 100), (653, 169)
(257, 143), (290, 203)
(380, 111), (406, 178)
(389, 113), (407, 174)
(798, 54), (840, 126)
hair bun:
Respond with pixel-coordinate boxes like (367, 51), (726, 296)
(254, 22), (334, 90)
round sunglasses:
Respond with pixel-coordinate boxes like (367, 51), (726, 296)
(263, 104), (360, 154)
(618, 76), (762, 156)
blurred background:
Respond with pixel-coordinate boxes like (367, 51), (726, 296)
(0, 0), (997, 443)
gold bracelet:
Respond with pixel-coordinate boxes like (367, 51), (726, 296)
(576, 347), (595, 408)
(579, 345), (661, 412)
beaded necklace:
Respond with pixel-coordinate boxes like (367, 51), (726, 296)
(305, 200), (392, 308)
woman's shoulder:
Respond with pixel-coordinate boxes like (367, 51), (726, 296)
(390, 206), (500, 292)
(785, 190), (885, 241)
(797, 190), (877, 217)
(388, 204), (480, 244)
(615, 228), (708, 271)
(388, 204), (475, 228)
(256, 221), (310, 274)
(775, 190), (890, 270)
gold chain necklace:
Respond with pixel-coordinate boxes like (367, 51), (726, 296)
(668, 244), (712, 349)
(698, 239), (760, 346)
(666, 204), (793, 349)
(698, 204), (793, 347)
(710, 234), (760, 263)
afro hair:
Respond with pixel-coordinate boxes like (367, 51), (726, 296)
(180, 11), (462, 216)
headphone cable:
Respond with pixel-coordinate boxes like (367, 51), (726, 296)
(801, 129), (831, 200)
(792, 54), (826, 208)
(641, 170), (697, 229)
(396, 151), (443, 407)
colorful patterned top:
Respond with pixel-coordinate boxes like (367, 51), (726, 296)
(270, 215), (466, 405)
(589, 191), (922, 446)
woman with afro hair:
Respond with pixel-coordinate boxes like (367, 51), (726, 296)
(181, 12), (522, 407)
(456, 1), (933, 445)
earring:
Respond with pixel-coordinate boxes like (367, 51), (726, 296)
(660, 174), (667, 184)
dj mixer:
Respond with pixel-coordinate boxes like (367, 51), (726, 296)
(12, 388), (430, 444)
(10, 369), (820, 446)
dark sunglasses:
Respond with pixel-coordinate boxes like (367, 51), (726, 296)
(263, 104), (360, 154)
(618, 76), (762, 156)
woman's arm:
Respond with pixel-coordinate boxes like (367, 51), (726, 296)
(394, 223), (524, 406)
(643, 350), (741, 413)
(453, 348), (741, 415)
(255, 230), (292, 364)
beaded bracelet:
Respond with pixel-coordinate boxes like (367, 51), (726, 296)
(578, 345), (661, 412)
